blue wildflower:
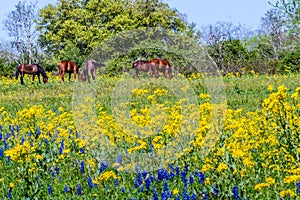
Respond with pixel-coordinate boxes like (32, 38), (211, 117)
(145, 176), (152, 190)
(121, 186), (125, 193)
(99, 161), (108, 173)
(202, 189), (208, 200)
(6, 156), (10, 164)
(183, 187), (189, 200)
(48, 185), (53, 195)
(153, 187), (159, 200)
(175, 165), (180, 176)
(80, 161), (84, 174)
(191, 193), (197, 200)
(64, 185), (68, 192)
(158, 168), (168, 181)
(10, 126), (14, 136)
(76, 131), (79, 138)
(0, 148), (4, 158)
(189, 175), (194, 185)
(59, 139), (64, 154)
(163, 180), (168, 192)
(21, 136), (25, 145)
(115, 154), (123, 164)
(7, 190), (12, 199)
(80, 147), (85, 154)
(55, 166), (59, 175)
(213, 185), (219, 197)
(114, 178), (119, 187)
(77, 183), (82, 195)
(88, 177), (93, 189)
(181, 171), (188, 187)
(0, 131), (2, 140)
(37, 127), (41, 135)
(232, 185), (239, 200)
(296, 182), (300, 194)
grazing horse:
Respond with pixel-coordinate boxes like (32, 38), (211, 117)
(149, 58), (173, 79)
(83, 60), (103, 82)
(15, 64), (48, 85)
(55, 61), (82, 82)
(132, 60), (153, 78)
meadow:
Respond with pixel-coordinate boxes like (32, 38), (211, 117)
(0, 72), (299, 199)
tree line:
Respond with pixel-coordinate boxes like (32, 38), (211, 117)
(0, 0), (299, 77)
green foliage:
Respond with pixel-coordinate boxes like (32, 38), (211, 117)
(37, 0), (198, 66)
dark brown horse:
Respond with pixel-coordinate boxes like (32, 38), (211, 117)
(15, 64), (48, 85)
(149, 58), (173, 79)
(83, 60), (103, 82)
(55, 61), (82, 82)
(132, 60), (153, 78)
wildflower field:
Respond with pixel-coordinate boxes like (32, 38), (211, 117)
(0, 73), (300, 199)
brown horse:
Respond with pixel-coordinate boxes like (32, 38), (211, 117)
(132, 60), (153, 78)
(149, 58), (173, 79)
(15, 64), (48, 85)
(55, 61), (82, 82)
(83, 60), (103, 82)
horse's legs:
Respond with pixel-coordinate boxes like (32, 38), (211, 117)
(38, 73), (41, 83)
(92, 69), (96, 81)
(74, 71), (77, 82)
(32, 74), (35, 84)
(61, 72), (65, 82)
(21, 73), (25, 85)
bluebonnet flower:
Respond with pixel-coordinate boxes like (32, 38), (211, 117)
(191, 193), (197, 200)
(88, 177), (93, 189)
(50, 167), (55, 178)
(202, 189), (208, 200)
(183, 187), (189, 200)
(153, 187), (159, 200)
(195, 171), (205, 184)
(48, 185), (53, 195)
(145, 176), (152, 191)
(16, 125), (19, 133)
(10, 125), (14, 136)
(7, 190), (12, 199)
(59, 139), (64, 154)
(0, 148), (4, 158)
(6, 156), (10, 164)
(28, 131), (32, 137)
(77, 183), (82, 195)
(175, 165), (180, 176)
(80, 161), (84, 174)
(140, 185), (144, 192)
(181, 171), (188, 187)
(213, 185), (219, 197)
(134, 172), (143, 188)
(175, 195), (180, 200)
(115, 154), (123, 164)
(114, 178), (119, 187)
(21, 136), (25, 145)
(80, 147), (85, 154)
(99, 161), (108, 173)
(158, 168), (168, 181)
(5, 131), (10, 141)
(37, 127), (41, 136)
(232, 185), (239, 200)
(0, 130), (2, 140)
(184, 165), (189, 173)
(189, 175), (194, 185)
(64, 185), (68, 192)
(163, 180), (168, 192)
(76, 131), (79, 138)
(121, 186), (125, 193)
(55, 166), (59, 175)
(45, 138), (49, 145)
(296, 182), (300, 194)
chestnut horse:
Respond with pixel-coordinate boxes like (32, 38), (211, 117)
(149, 58), (173, 79)
(55, 61), (82, 82)
(15, 64), (48, 85)
(132, 60), (153, 78)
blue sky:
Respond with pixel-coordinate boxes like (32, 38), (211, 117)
(0, 0), (276, 41)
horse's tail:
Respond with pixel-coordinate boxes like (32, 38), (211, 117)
(55, 64), (61, 76)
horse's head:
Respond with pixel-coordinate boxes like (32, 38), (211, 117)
(43, 76), (48, 84)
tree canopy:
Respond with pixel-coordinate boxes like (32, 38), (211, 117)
(37, 0), (199, 65)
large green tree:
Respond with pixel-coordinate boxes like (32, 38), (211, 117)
(37, 0), (198, 67)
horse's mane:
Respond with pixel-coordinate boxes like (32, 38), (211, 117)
(35, 64), (48, 77)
